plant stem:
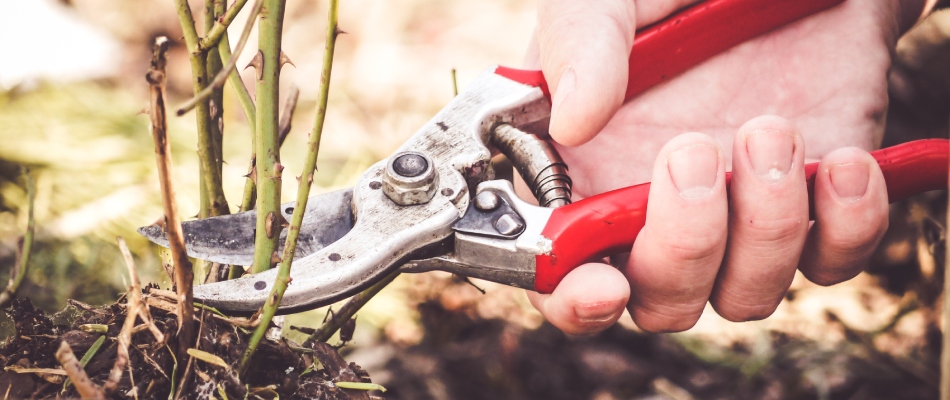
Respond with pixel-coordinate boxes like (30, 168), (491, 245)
(56, 342), (103, 399)
(239, 84), (297, 214)
(218, 28), (257, 130)
(239, 0), (339, 375)
(200, 0), (250, 51)
(174, 0), (230, 219)
(249, 0), (288, 274)
(146, 37), (195, 365)
(451, 68), (459, 96)
(305, 271), (398, 345)
(178, 0), (263, 116)
(0, 169), (34, 309)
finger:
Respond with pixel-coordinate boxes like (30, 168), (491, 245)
(634, 0), (704, 26)
(798, 147), (889, 285)
(626, 132), (728, 332)
(537, 0), (636, 146)
(527, 263), (630, 335)
(710, 115), (809, 322)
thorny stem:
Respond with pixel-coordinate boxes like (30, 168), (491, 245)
(177, 0), (263, 116)
(174, 0), (230, 219)
(240, 0), (339, 375)
(239, 85), (298, 215)
(146, 37), (195, 366)
(248, 0), (288, 274)
(305, 271), (398, 345)
(0, 169), (34, 309)
(200, 0), (250, 51)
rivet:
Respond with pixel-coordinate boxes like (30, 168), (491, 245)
(474, 191), (500, 211)
(494, 214), (525, 236)
(254, 281), (267, 290)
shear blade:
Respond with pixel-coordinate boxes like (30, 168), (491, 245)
(138, 188), (354, 266)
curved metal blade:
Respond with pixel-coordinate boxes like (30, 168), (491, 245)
(138, 188), (354, 266)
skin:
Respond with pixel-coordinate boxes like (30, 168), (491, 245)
(522, 0), (929, 335)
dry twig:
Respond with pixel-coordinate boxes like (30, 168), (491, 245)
(102, 237), (145, 395)
(55, 341), (103, 400)
(146, 36), (195, 364)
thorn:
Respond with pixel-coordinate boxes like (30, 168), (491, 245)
(270, 251), (282, 265)
(279, 51), (295, 69)
(278, 213), (289, 229)
(245, 51), (264, 81)
(335, 26), (347, 36)
(265, 212), (277, 238)
(275, 163), (285, 174)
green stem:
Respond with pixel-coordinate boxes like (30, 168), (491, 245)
(305, 271), (398, 345)
(178, 0), (263, 117)
(200, 0), (250, 51)
(174, 0), (230, 220)
(219, 36), (257, 129)
(248, 0), (287, 274)
(0, 169), (35, 308)
(240, 0), (338, 375)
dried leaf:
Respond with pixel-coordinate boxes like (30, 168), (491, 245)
(186, 348), (230, 370)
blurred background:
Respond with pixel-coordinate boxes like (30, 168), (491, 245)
(0, 0), (949, 398)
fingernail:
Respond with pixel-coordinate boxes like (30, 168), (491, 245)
(551, 68), (575, 116)
(746, 130), (794, 182)
(668, 143), (719, 199)
(574, 301), (620, 324)
(829, 162), (869, 201)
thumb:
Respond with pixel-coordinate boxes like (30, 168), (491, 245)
(536, 0), (636, 147)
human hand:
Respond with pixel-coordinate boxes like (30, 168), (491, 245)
(521, 0), (928, 334)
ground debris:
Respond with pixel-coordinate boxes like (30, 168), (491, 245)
(0, 296), (375, 399)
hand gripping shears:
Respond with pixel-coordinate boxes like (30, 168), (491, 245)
(139, 0), (950, 313)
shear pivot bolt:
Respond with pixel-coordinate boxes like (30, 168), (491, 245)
(474, 191), (500, 211)
(383, 151), (439, 206)
(392, 154), (428, 177)
(494, 213), (525, 236)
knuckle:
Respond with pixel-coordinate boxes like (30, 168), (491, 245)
(659, 226), (726, 264)
(739, 216), (806, 247)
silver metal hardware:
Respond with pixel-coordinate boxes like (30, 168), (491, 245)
(492, 124), (573, 207)
(383, 151), (439, 206)
(494, 214), (524, 236)
(474, 191), (500, 211)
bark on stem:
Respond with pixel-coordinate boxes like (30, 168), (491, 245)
(146, 37), (195, 365)
(239, 0), (338, 375)
(249, 0), (287, 274)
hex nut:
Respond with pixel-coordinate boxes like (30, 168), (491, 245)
(383, 151), (439, 205)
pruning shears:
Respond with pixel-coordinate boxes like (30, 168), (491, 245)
(139, 0), (950, 313)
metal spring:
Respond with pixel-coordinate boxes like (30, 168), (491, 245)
(491, 124), (573, 208)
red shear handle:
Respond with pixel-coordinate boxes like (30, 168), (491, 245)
(534, 139), (950, 293)
(496, 0), (845, 101)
